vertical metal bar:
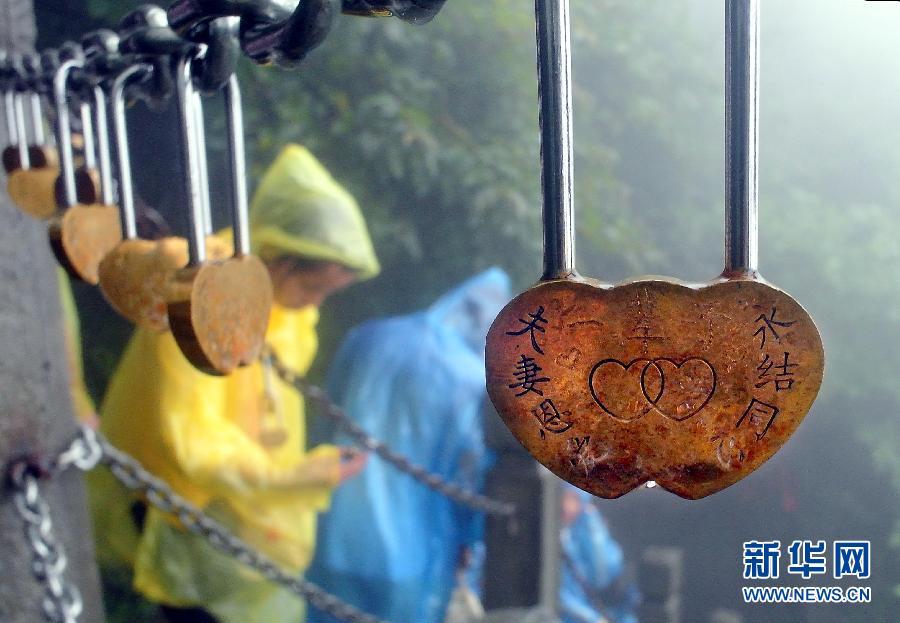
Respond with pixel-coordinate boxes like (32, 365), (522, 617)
(110, 65), (148, 240)
(3, 90), (17, 145)
(92, 86), (114, 206)
(536, 0), (576, 281)
(52, 60), (80, 208)
(80, 101), (96, 170)
(192, 89), (212, 236)
(13, 92), (29, 169)
(724, 0), (759, 275)
(175, 54), (206, 265)
(224, 74), (249, 257)
(28, 92), (43, 145)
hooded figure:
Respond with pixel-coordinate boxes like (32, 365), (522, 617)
(91, 145), (378, 623)
(307, 268), (511, 623)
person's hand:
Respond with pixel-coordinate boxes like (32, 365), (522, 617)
(338, 447), (369, 483)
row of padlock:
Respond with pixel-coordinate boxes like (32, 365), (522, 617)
(1, 7), (272, 376)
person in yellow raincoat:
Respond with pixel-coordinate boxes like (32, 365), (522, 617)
(58, 269), (97, 425)
(91, 144), (379, 623)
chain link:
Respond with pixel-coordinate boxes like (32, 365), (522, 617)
(8, 427), (388, 623)
(9, 462), (84, 623)
(268, 353), (517, 518)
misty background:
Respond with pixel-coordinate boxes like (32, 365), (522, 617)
(35, 0), (900, 621)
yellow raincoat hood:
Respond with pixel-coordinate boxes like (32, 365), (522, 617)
(250, 144), (380, 280)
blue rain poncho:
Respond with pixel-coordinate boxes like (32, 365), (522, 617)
(560, 490), (639, 623)
(307, 268), (511, 623)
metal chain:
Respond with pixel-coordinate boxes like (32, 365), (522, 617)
(268, 353), (517, 518)
(9, 463), (84, 623)
(9, 427), (388, 623)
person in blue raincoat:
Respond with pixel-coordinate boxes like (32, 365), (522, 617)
(307, 268), (511, 623)
(560, 487), (640, 623)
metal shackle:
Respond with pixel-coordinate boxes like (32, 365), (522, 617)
(724, 0), (759, 276)
(8, 55), (29, 169)
(82, 29), (126, 207)
(110, 64), (153, 240)
(0, 52), (18, 149)
(535, 0), (576, 282)
(21, 54), (47, 147)
(174, 49), (208, 265)
(534, 0), (760, 280)
(51, 44), (86, 209)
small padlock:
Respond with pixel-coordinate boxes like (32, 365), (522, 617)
(485, 0), (823, 500)
(22, 53), (59, 170)
(54, 98), (101, 207)
(98, 61), (229, 331)
(4, 53), (60, 218)
(166, 51), (272, 375)
(46, 43), (121, 284)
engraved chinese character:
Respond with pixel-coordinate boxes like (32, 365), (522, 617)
(531, 399), (572, 438)
(506, 306), (549, 354)
(756, 352), (798, 391)
(509, 354), (550, 397)
(754, 307), (796, 349)
(736, 398), (780, 440)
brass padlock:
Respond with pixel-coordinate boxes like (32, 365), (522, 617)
(98, 62), (229, 331)
(485, 0), (823, 500)
(4, 54), (60, 219)
(46, 44), (121, 284)
(167, 52), (272, 375)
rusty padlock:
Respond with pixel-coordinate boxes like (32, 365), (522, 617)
(167, 52), (272, 375)
(4, 54), (60, 218)
(46, 44), (121, 284)
(485, 0), (824, 500)
(98, 61), (229, 331)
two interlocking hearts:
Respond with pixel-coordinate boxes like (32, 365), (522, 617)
(589, 357), (716, 423)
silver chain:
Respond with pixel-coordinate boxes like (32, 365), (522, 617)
(8, 358), (516, 623)
(269, 354), (517, 518)
(9, 462), (84, 623)
(9, 426), (388, 623)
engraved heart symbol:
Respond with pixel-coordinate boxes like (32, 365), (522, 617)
(589, 357), (717, 422)
(486, 278), (824, 499)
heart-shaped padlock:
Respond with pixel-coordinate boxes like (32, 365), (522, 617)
(485, 0), (823, 500)
(166, 50), (272, 375)
(46, 43), (121, 284)
(98, 60), (229, 331)
(4, 54), (60, 219)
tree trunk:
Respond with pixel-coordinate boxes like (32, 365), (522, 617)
(0, 1), (106, 621)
